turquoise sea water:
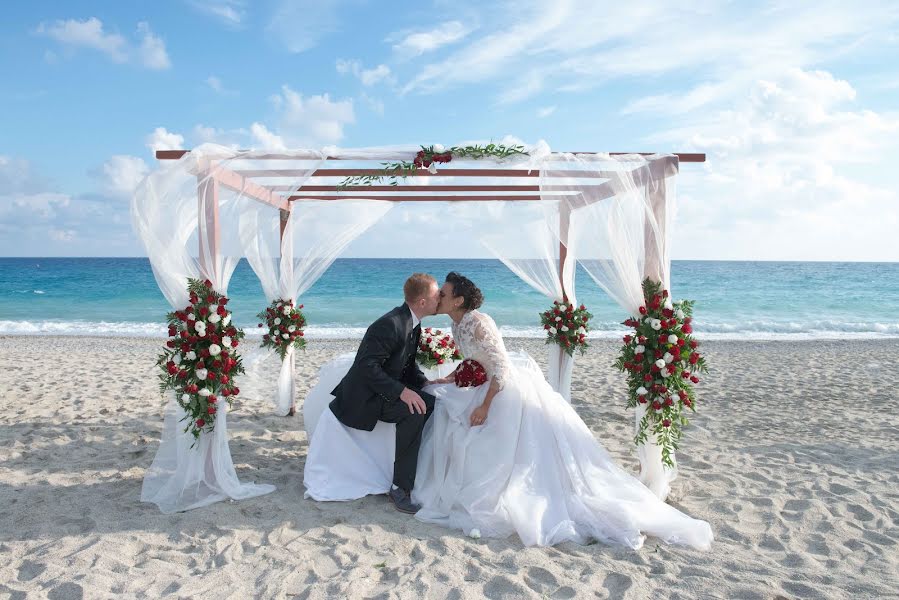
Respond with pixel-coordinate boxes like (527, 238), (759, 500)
(1, 258), (898, 340)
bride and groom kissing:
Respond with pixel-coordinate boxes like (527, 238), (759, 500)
(308, 272), (714, 549)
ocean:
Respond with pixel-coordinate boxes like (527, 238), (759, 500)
(1, 258), (897, 340)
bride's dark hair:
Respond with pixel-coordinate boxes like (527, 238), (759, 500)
(445, 272), (484, 310)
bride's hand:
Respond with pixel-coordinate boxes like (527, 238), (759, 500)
(470, 403), (489, 427)
(427, 375), (454, 386)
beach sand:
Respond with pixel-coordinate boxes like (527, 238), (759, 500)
(0, 335), (897, 599)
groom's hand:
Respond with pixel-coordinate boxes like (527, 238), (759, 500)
(399, 387), (428, 415)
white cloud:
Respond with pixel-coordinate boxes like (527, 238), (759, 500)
(336, 60), (393, 86)
(36, 17), (172, 70)
(136, 22), (171, 70)
(36, 17), (128, 62)
(94, 155), (149, 198)
(146, 127), (185, 152)
(267, 0), (342, 53)
(269, 85), (355, 145)
(389, 21), (474, 56)
(249, 122), (286, 150)
(49, 228), (76, 242)
(537, 105), (556, 118)
(205, 75), (238, 95)
(189, 0), (246, 26)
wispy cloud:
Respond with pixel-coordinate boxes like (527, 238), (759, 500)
(536, 105), (556, 118)
(36, 17), (171, 70)
(267, 0), (343, 53)
(388, 21), (475, 57)
(336, 59), (393, 86)
(188, 0), (246, 27)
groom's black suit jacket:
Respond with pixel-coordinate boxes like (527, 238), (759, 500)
(330, 304), (434, 431)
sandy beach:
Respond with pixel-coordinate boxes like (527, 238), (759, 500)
(0, 335), (897, 599)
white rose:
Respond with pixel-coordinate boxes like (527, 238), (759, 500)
(282, 305), (291, 315)
(667, 334), (678, 344)
(663, 352), (674, 364)
(635, 344), (645, 354)
(282, 333), (289, 339)
(222, 336), (232, 347)
(427, 162), (438, 174)
(198, 387), (211, 397)
(194, 321), (206, 330)
(196, 329), (206, 338)
(549, 326), (557, 334)
(196, 369), (208, 381)
(222, 313), (231, 326)
(577, 326), (587, 335)
(664, 298), (674, 310)
(655, 359), (666, 369)
(559, 304), (567, 312)
(208, 303), (217, 311)
(209, 313), (221, 324)
(561, 326), (569, 332)
(208, 344), (222, 356)
(288, 325), (296, 333)
(172, 353), (181, 365)
(181, 393), (190, 402)
(655, 403), (664, 412)
(274, 317), (282, 325)
(651, 320), (662, 331)
(433, 143), (445, 153)
(186, 351), (197, 360)
(675, 309), (685, 320)
(636, 386), (648, 396)
(555, 316), (561, 322)
(187, 313), (196, 321)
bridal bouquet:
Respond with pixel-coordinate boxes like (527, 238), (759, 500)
(614, 279), (708, 467)
(417, 327), (462, 368)
(156, 278), (246, 443)
(454, 359), (488, 388)
(540, 301), (592, 356)
(257, 298), (306, 360)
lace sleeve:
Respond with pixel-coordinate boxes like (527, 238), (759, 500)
(470, 313), (512, 390)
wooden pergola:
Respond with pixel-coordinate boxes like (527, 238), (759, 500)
(157, 148), (704, 292)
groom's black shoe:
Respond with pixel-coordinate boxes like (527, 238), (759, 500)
(388, 486), (421, 514)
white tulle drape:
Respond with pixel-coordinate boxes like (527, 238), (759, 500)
(481, 213), (578, 402)
(551, 153), (680, 500)
(240, 197), (393, 415)
(133, 144), (277, 513)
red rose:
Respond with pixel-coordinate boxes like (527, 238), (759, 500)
(638, 336), (646, 344)
(684, 398), (692, 408)
(689, 354), (699, 365)
(623, 335), (632, 343)
(580, 305), (586, 311)
(263, 335), (270, 341)
(689, 340), (698, 349)
(167, 364), (178, 375)
(298, 332), (304, 337)
(196, 418), (205, 428)
(634, 353), (644, 361)
(655, 349), (663, 358)
(682, 324), (693, 334)
(197, 361), (206, 370)
(208, 394), (217, 403)
(218, 297), (228, 306)
(663, 419), (671, 427)
(644, 374), (652, 382)
(690, 376), (700, 384)
(638, 395), (647, 404)
(222, 389), (231, 397)
(544, 324), (550, 330)
(665, 397), (674, 407)
(639, 306), (647, 315)
(207, 406), (216, 415)
(217, 306), (226, 317)
(652, 401), (662, 410)
(199, 306), (209, 317)
(220, 374), (229, 384)
(232, 387), (240, 396)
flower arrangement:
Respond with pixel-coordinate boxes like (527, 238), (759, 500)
(257, 298), (306, 360)
(539, 301), (592, 356)
(338, 143), (528, 188)
(416, 326), (462, 369)
(156, 278), (246, 442)
(453, 359), (488, 388)
(614, 278), (708, 467)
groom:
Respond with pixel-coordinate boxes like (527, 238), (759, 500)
(329, 273), (440, 513)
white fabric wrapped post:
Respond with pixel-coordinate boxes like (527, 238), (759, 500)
(133, 145), (277, 513)
(240, 196), (393, 415)
(556, 152), (679, 500)
(482, 212), (577, 402)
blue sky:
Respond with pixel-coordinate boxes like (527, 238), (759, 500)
(1, 1), (898, 260)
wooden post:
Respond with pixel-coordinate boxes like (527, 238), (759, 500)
(197, 172), (220, 284)
(558, 200), (570, 300)
(280, 207), (296, 417)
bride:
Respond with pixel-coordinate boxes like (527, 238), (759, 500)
(410, 272), (713, 549)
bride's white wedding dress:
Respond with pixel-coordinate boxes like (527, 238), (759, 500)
(411, 310), (713, 549)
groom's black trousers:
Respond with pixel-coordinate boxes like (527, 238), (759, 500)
(378, 389), (436, 492)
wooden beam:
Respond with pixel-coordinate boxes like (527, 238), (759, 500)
(197, 174), (220, 283)
(204, 163), (289, 211)
(156, 149), (706, 162)
(273, 184), (546, 192)
(285, 194), (552, 202)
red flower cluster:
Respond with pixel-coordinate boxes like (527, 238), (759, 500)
(539, 301), (592, 356)
(615, 279), (707, 467)
(258, 299), (307, 360)
(417, 327), (462, 368)
(158, 278), (246, 442)
(454, 359), (488, 388)
(413, 149), (453, 169)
